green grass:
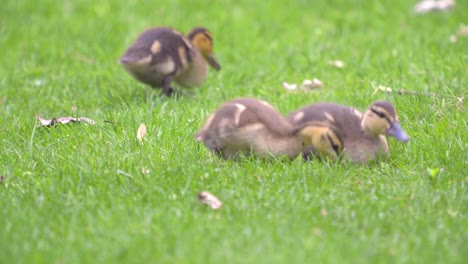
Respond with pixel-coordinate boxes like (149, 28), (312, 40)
(1, 0), (467, 263)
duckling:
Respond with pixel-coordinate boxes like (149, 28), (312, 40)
(296, 121), (344, 161)
(119, 27), (221, 96)
(195, 98), (343, 160)
(288, 101), (410, 163)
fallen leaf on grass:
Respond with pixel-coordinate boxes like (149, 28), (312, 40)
(137, 123), (147, 143)
(198, 191), (222, 210)
(36, 114), (96, 127)
(33, 79), (46, 87)
(256, 175), (262, 183)
(449, 24), (468, 43)
(141, 167), (150, 174)
(301, 78), (324, 90)
(458, 24), (468, 36)
(282, 78), (324, 92)
(414, 0), (455, 13)
(449, 35), (458, 43)
(320, 208), (328, 217)
(282, 81), (298, 91)
(371, 84), (435, 96)
(0, 176), (7, 183)
(328, 60), (345, 68)
(456, 96), (464, 111)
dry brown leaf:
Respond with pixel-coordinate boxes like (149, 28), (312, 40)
(36, 114), (96, 127)
(137, 123), (147, 143)
(198, 191), (222, 210)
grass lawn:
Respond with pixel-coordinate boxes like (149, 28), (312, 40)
(1, 0), (466, 263)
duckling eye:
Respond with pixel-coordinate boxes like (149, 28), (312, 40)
(326, 134), (340, 154)
(371, 108), (386, 119)
(332, 144), (339, 153)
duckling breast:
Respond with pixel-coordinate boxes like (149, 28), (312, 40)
(343, 135), (388, 162)
(174, 50), (208, 87)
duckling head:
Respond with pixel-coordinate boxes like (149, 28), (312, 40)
(296, 122), (344, 160)
(361, 101), (410, 142)
(187, 27), (221, 71)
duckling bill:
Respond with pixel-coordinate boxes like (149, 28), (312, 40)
(120, 27), (220, 96)
(195, 98), (343, 160)
(288, 101), (409, 163)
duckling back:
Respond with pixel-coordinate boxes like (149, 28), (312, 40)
(196, 98), (303, 160)
(289, 103), (362, 134)
(120, 28), (193, 88)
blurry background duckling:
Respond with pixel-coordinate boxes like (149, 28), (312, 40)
(288, 101), (410, 163)
(119, 27), (221, 96)
(195, 98), (343, 160)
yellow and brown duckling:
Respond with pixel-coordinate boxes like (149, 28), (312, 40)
(288, 101), (410, 163)
(119, 27), (221, 96)
(195, 98), (343, 160)
(297, 121), (344, 161)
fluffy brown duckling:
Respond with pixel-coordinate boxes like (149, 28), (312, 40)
(195, 98), (343, 160)
(119, 27), (221, 96)
(288, 101), (410, 163)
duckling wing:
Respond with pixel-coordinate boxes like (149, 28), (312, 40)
(120, 28), (194, 68)
(230, 98), (296, 137)
(196, 99), (290, 149)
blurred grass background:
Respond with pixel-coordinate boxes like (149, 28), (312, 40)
(0, 0), (466, 263)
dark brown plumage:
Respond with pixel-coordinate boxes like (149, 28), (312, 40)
(120, 27), (220, 96)
(288, 101), (409, 163)
(196, 98), (343, 160)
